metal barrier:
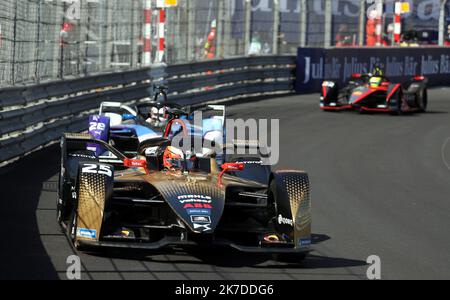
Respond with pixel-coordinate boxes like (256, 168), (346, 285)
(0, 65), (167, 166)
(0, 55), (296, 167)
(166, 56), (296, 105)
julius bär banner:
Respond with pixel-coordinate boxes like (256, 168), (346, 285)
(296, 47), (450, 93)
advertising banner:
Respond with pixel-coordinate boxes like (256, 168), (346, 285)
(296, 47), (450, 93)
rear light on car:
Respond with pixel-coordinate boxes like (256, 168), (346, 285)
(414, 75), (425, 81)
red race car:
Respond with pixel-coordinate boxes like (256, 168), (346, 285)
(320, 68), (428, 115)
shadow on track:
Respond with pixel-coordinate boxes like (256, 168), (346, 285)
(0, 145), (60, 279)
(83, 234), (366, 271)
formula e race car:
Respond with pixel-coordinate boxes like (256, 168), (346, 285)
(57, 132), (312, 257)
(91, 100), (226, 157)
(320, 72), (428, 114)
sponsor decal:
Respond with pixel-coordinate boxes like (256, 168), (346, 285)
(186, 209), (211, 215)
(81, 164), (113, 177)
(240, 160), (262, 165)
(69, 153), (96, 159)
(191, 215), (211, 224)
(178, 195), (212, 204)
(178, 195), (212, 200)
(76, 228), (97, 239)
(299, 238), (311, 247)
(184, 203), (213, 209)
(180, 199), (212, 204)
(88, 115), (110, 156)
(278, 214), (293, 226)
(193, 223), (212, 231)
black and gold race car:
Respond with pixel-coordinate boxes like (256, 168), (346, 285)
(57, 132), (312, 258)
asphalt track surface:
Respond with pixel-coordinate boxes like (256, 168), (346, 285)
(1, 89), (450, 280)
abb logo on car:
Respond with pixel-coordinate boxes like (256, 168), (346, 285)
(183, 203), (213, 209)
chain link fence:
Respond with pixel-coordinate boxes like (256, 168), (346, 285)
(0, 0), (449, 88)
(0, 0), (145, 87)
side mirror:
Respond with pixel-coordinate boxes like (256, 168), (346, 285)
(221, 163), (245, 172)
(124, 158), (149, 174)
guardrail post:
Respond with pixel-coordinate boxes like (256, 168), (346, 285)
(79, 0), (88, 75)
(439, 0), (448, 46)
(358, 0), (366, 46)
(186, 0), (195, 61)
(11, 0), (17, 85)
(324, 0), (332, 48)
(216, 0), (224, 58)
(244, 0), (251, 56)
(103, 1), (114, 71)
(299, 0), (307, 47)
(53, 2), (63, 79)
(222, 0), (232, 58)
(130, 0), (138, 68)
(273, 0), (280, 55)
(35, 0), (42, 83)
(142, 0), (152, 66)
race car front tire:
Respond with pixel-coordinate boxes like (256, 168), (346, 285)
(390, 90), (404, 116)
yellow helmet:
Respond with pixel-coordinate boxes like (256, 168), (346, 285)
(369, 77), (382, 88)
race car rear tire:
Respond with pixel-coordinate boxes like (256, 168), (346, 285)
(269, 171), (311, 259)
(417, 88), (428, 113)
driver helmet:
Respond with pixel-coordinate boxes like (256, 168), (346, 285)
(369, 76), (383, 88)
(150, 106), (169, 126)
(369, 66), (384, 87)
(373, 66), (384, 77)
(163, 146), (184, 170)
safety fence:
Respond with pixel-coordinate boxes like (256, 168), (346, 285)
(2, 0), (449, 88)
(0, 55), (296, 167)
(0, 0), (144, 87)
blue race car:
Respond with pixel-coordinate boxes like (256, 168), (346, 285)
(89, 101), (226, 158)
